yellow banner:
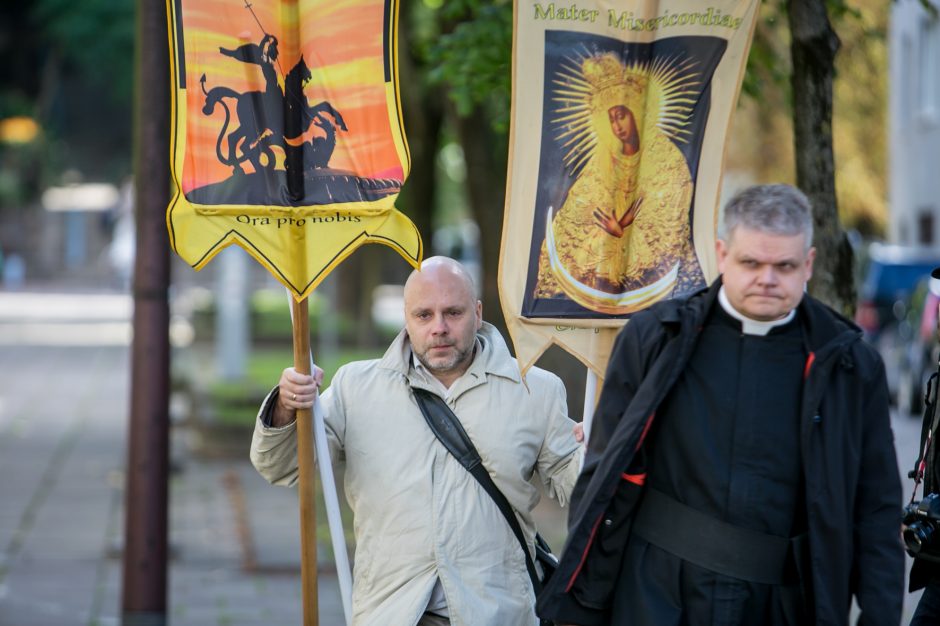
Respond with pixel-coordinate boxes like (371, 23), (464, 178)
(500, 0), (759, 376)
(166, 0), (422, 298)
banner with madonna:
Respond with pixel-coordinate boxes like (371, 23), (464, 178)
(499, 0), (759, 378)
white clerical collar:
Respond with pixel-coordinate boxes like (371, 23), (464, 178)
(718, 286), (796, 336)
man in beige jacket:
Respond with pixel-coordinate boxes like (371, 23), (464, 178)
(250, 256), (584, 626)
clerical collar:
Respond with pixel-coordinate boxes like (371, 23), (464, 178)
(718, 286), (796, 336)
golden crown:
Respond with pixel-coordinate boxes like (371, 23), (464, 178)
(582, 53), (647, 114)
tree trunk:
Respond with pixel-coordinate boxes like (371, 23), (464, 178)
(452, 105), (509, 338)
(788, 0), (856, 316)
(397, 0), (443, 256)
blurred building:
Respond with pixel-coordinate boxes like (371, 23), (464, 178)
(889, 0), (940, 246)
(38, 181), (122, 285)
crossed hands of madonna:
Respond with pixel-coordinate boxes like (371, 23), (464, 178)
(593, 196), (643, 238)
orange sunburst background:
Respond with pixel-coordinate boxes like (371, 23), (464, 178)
(177, 0), (402, 194)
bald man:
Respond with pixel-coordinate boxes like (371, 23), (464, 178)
(250, 257), (583, 626)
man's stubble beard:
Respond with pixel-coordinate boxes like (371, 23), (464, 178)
(415, 343), (474, 377)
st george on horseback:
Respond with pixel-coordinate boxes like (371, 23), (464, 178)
(200, 30), (348, 179)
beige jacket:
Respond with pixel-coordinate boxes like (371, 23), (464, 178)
(250, 323), (583, 626)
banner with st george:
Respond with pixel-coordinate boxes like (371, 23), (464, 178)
(166, 0), (422, 299)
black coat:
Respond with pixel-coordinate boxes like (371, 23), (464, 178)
(537, 280), (904, 626)
(909, 360), (940, 591)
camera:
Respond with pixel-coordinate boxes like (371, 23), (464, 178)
(905, 493), (940, 560)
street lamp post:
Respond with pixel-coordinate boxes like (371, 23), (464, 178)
(121, 0), (171, 623)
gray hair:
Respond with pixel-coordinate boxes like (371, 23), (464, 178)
(720, 184), (814, 250)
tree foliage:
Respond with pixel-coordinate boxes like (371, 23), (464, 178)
(32, 0), (136, 104)
(426, 0), (513, 131)
(730, 0), (888, 238)
(0, 0), (135, 194)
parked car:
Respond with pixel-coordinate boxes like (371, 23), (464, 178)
(854, 243), (940, 413)
(896, 276), (940, 416)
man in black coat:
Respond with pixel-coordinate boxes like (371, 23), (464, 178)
(538, 184), (904, 625)
(909, 266), (940, 625)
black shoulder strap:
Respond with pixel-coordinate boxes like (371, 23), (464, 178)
(411, 387), (542, 593)
(917, 370), (940, 494)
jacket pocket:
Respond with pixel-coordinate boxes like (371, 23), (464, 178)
(568, 462), (644, 609)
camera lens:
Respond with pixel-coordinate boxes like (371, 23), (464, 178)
(905, 522), (935, 554)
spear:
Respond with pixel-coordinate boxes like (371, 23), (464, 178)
(241, 0), (316, 126)
(242, 0), (266, 33)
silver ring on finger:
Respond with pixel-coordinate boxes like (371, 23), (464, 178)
(292, 393), (297, 401)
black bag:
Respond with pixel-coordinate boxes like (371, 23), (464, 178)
(534, 533), (558, 585)
(412, 388), (558, 612)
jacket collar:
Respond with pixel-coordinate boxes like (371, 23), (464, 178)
(667, 277), (861, 355)
(378, 321), (522, 386)
(649, 278), (719, 328)
(794, 290), (861, 353)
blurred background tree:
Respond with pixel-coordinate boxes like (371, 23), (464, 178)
(0, 0), (135, 198)
(0, 1), (134, 282)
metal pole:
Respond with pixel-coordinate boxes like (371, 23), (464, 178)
(309, 360), (354, 625)
(582, 368), (598, 444)
(216, 247), (249, 381)
(121, 0), (171, 622)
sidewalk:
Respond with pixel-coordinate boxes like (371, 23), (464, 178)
(0, 288), (343, 625)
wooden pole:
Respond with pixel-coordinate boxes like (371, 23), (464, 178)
(291, 296), (318, 625)
(287, 289), (352, 624)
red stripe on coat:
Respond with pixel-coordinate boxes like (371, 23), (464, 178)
(565, 514), (604, 593)
(635, 411), (656, 450)
(803, 352), (816, 379)
(621, 472), (646, 485)
(565, 412), (656, 591)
